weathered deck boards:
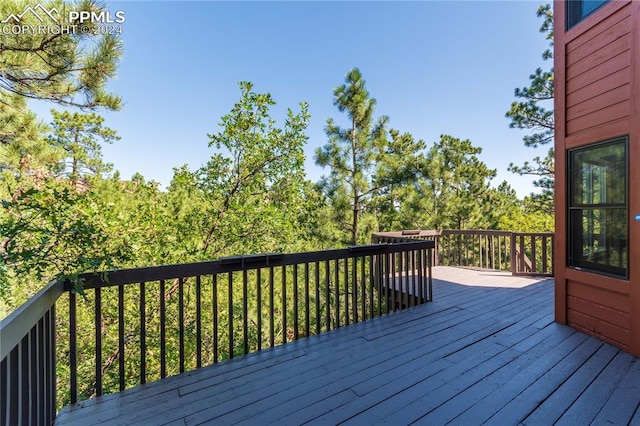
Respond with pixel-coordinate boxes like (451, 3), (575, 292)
(55, 267), (640, 425)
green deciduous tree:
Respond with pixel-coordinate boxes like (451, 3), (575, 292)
(505, 4), (554, 214)
(315, 68), (388, 245)
(171, 81), (310, 259)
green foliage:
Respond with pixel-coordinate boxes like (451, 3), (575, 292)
(0, 0), (123, 110)
(505, 4), (554, 214)
(1, 183), (133, 297)
(177, 81), (310, 259)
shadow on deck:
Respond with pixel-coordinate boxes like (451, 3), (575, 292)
(55, 266), (640, 425)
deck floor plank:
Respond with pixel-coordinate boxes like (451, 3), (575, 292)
(54, 267), (640, 426)
(521, 343), (620, 425)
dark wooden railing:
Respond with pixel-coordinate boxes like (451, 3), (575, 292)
(373, 229), (554, 277)
(0, 280), (62, 426)
(0, 241), (433, 424)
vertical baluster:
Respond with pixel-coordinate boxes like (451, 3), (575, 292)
(315, 262), (321, 335)
(361, 256), (366, 320)
(118, 283), (125, 390)
(352, 257), (358, 323)
(506, 236), (510, 271)
(160, 279), (166, 378)
(212, 274), (218, 364)
(243, 270), (249, 354)
(304, 263), (310, 337)
(466, 235), (470, 266)
(402, 251), (411, 308)
(95, 287), (102, 395)
(428, 247), (433, 302)
(411, 250), (416, 307)
(196, 275), (202, 368)
(257, 269), (262, 351)
(531, 235), (537, 273)
(377, 254), (383, 316)
(542, 236), (548, 274)
(293, 265), (299, 340)
(325, 262), (330, 332)
(282, 266), (287, 344)
(23, 332), (38, 424)
(1, 357), (7, 426)
(417, 249), (424, 304)
(269, 267), (275, 348)
(8, 347), (18, 425)
(19, 338), (28, 423)
(369, 255), (374, 319)
(29, 328), (37, 424)
(520, 234), (525, 273)
(405, 250), (411, 308)
(179, 278), (185, 373)
(37, 317), (45, 424)
(46, 307), (55, 424)
(344, 258), (349, 326)
(391, 252), (396, 311)
(139, 282), (146, 384)
(228, 272), (234, 359)
(399, 251), (405, 310)
(383, 252), (389, 314)
(69, 292), (77, 403)
(334, 259), (340, 328)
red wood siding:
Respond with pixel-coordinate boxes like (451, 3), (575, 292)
(566, 276), (630, 348)
(564, 3), (632, 137)
(554, 0), (640, 357)
(628, 0), (640, 357)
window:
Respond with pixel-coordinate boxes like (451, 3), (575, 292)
(566, 0), (609, 30)
(568, 137), (628, 278)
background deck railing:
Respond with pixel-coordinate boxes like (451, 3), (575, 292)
(0, 240), (433, 425)
(372, 229), (554, 277)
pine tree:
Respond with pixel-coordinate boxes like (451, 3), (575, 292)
(48, 110), (120, 184)
(315, 68), (388, 245)
(424, 135), (496, 230)
(0, 0), (123, 110)
(505, 4), (554, 214)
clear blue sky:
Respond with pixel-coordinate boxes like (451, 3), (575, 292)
(33, 0), (554, 197)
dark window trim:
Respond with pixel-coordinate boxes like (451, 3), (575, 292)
(567, 136), (629, 279)
(566, 0), (610, 31)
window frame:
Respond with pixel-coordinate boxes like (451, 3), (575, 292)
(566, 0), (610, 30)
(567, 136), (629, 279)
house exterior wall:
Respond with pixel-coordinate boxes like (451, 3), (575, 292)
(554, 0), (640, 356)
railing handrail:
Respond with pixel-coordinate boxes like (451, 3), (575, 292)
(76, 241), (434, 289)
(0, 278), (64, 360)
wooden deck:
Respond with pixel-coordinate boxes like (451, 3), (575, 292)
(55, 266), (640, 425)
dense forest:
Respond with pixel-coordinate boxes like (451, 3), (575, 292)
(0, 1), (555, 316)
